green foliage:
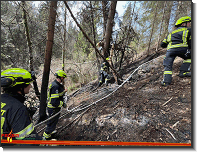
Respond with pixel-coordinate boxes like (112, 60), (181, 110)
(1, 1), (191, 92)
(74, 31), (91, 56)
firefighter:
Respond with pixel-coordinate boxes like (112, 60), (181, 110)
(1, 68), (42, 146)
(42, 70), (67, 140)
(98, 58), (111, 87)
(160, 16), (191, 86)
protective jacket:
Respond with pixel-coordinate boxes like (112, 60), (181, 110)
(47, 80), (66, 108)
(1, 93), (41, 146)
(161, 27), (191, 50)
(101, 61), (110, 72)
(161, 26), (191, 85)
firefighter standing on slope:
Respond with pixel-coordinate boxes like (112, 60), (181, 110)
(42, 70), (67, 140)
(1, 68), (42, 146)
(160, 16), (191, 86)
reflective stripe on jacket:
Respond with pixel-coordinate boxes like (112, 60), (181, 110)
(161, 27), (191, 50)
(47, 80), (65, 108)
(1, 93), (39, 142)
(15, 123), (34, 140)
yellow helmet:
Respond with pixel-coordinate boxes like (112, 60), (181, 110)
(1, 68), (33, 87)
(55, 70), (67, 78)
(175, 16), (191, 27)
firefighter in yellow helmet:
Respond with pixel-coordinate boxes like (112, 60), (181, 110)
(43, 70), (67, 140)
(160, 16), (191, 86)
(1, 68), (42, 146)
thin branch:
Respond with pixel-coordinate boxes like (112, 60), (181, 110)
(64, 1), (122, 80)
(162, 97), (173, 106)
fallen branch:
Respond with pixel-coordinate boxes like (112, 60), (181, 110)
(163, 127), (177, 141)
(58, 107), (90, 132)
(162, 97), (173, 106)
(172, 121), (180, 128)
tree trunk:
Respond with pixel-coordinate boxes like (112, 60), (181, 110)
(103, 1), (119, 84)
(163, 1), (173, 34)
(156, 1), (167, 51)
(103, 1), (117, 59)
(147, 1), (158, 56)
(62, 7), (67, 85)
(64, 1), (122, 80)
(90, 1), (100, 71)
(21, 1), (40, 99)
(102, 1), (108, 38)
(37, 1), (57, 124)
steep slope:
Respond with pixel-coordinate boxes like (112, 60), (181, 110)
(45, 54), (191, 144)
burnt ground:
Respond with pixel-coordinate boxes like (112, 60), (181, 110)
(35, 50), (192, 146)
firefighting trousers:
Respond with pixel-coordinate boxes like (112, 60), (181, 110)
(163, 48), (191, 84)
(43, 108), (61, 139)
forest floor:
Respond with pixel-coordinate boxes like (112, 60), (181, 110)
(34, 49), (192, 146)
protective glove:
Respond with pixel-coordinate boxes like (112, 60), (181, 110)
(63, 92), (68, 102)
(27, 107), (37, 118)
(63, 102), (67, 108)
(98, 82), (102, 87)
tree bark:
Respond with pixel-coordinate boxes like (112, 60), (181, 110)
(103, 1), (117, 59)
(62, 6), (67, 85)
(102, 1), (108, 38)
(147, 1), (158, 56)
(163, 1), (173, 35)
(156, 1), (167, 51)
(21, 1), (40, 99)
(90, 1), (100, 71)
(103, 1), (119, 83)
(37, 1), (57, 124)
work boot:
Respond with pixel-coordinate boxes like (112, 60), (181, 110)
(40, 137), (49, 146)
(161, 81), (170, 87)
(179, 71), (191, 78)
(51, 130), (57, 135)
(42, 136), (52, 140)
(51, 130), (57, 139)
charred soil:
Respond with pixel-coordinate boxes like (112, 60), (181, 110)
(36, 50), (192, 145)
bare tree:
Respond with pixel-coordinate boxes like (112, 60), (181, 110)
(102, 1), (118, 83)
(90, 1), (100, 71)
(147, 1), (158, 56)
(62, 6), (67, 85)
(37, 1), (57, 124)
(21, 1), (40, 99)
(103, 1), (117, 59)
(156, 1), (167, 51)
(102, 1), (108, 38)
(163, 1), (173, 34)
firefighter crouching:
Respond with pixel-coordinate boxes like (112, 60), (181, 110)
(42, 70), (67, 140)
(1, 68), (42, 146)
(98, 58), (111, 87)
(160, 16), (191, 86)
